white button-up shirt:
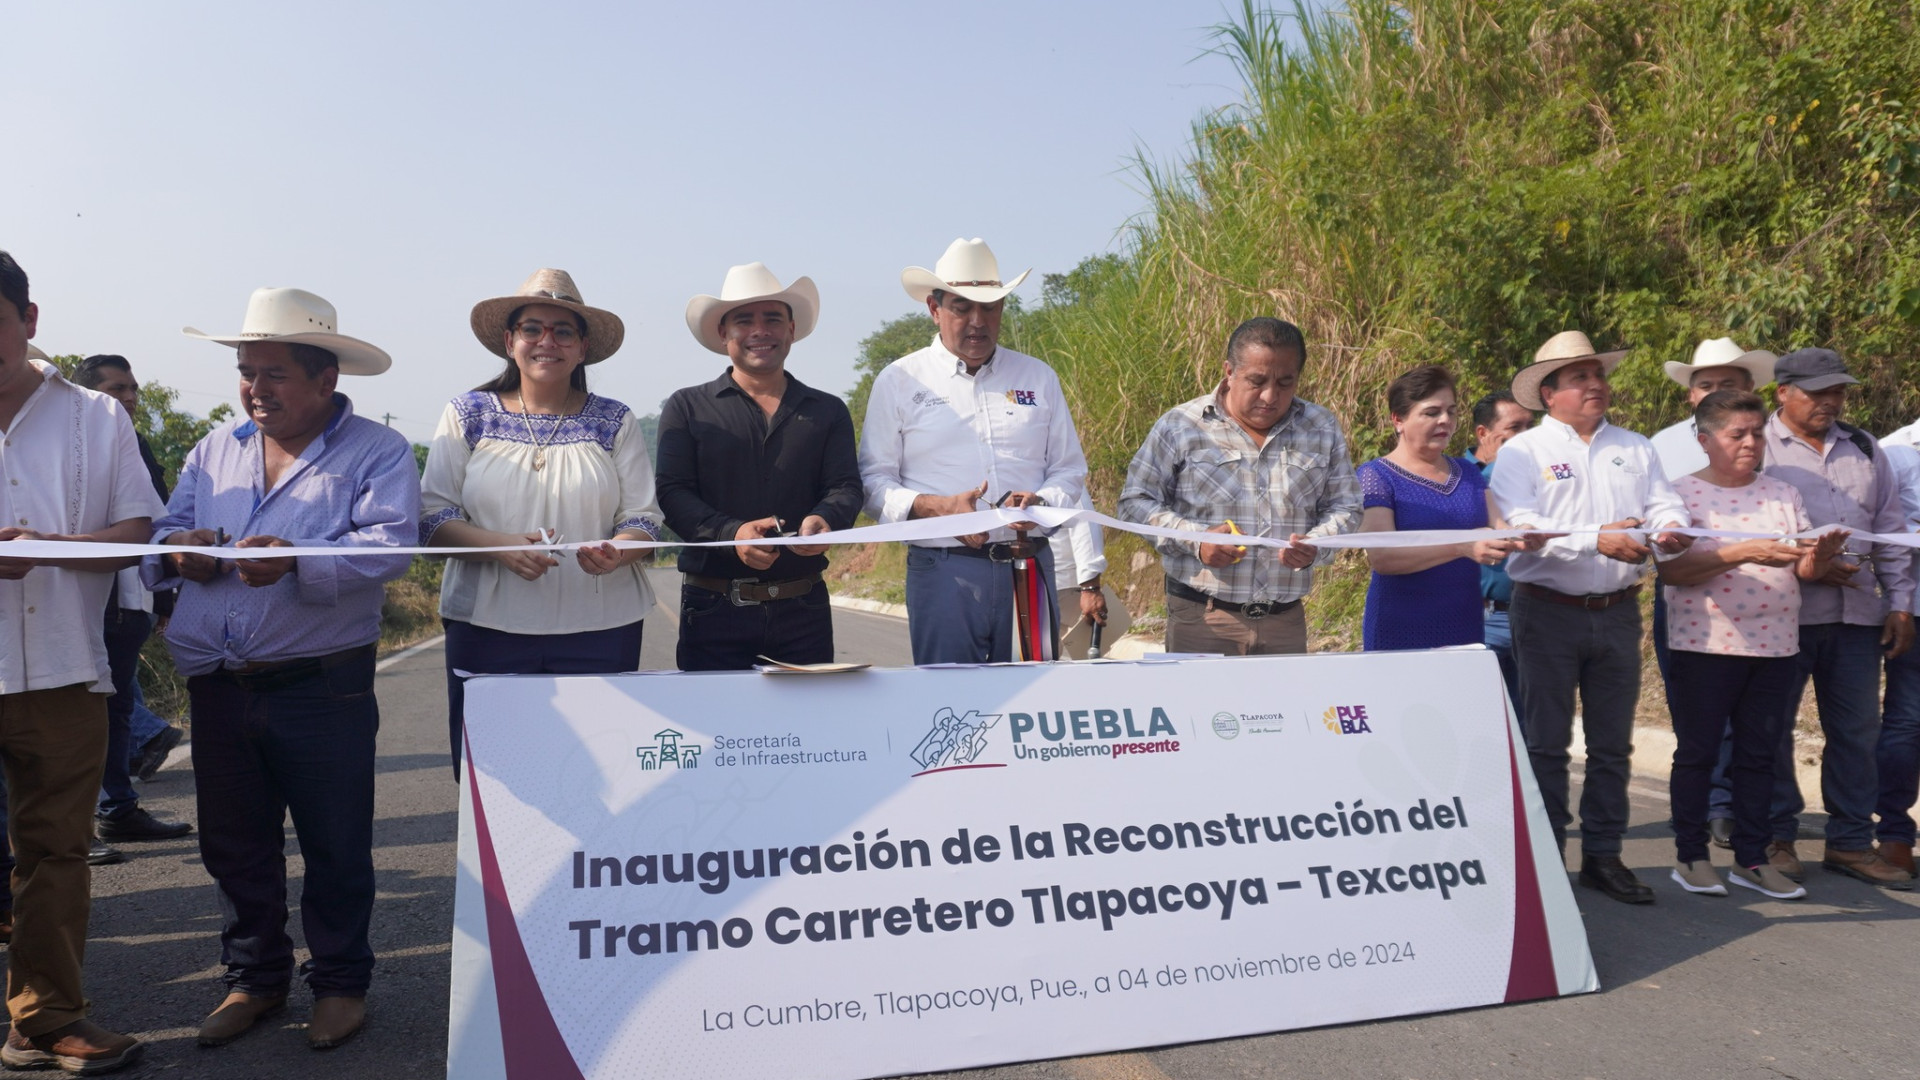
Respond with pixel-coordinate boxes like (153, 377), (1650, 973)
(858, 337), (1087, 547)
(0, 361), (164, 694)
(1650, 417), (1706, 483)
(1490, 415), (1688, 596)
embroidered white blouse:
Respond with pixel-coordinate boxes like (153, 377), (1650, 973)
(420, 391), (663, 635)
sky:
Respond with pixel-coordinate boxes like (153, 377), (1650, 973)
(5, 1), (1254, 444)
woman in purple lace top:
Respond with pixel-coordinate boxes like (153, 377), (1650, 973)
(1358, 366), (1538, 651)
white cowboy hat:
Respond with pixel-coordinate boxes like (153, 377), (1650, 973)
(684, 263), (819, 355)
(1509, 330), (1629, 411)
(1662, 337), (1778, 389)
(901, 238), (1031, 304)
(183, 287), (391, 376)
(470, 268), (625, 365)
(25, 344), (50, 362)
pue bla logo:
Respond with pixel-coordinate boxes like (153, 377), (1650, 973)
(910, 708), (1001, 775)
(635, 728), (702, 769)
(1321, 705), (1372, 735)
(1545, 462), (1575, 481)
(1005, 389), (1038, 406)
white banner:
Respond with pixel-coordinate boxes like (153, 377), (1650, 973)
(447, 651), (1595, 1080)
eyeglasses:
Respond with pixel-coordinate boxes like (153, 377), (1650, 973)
(512, 320), (582, 345)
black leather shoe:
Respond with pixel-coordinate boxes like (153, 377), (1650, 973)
(97, 807), (193, 842)
(133, 724), (184, 782)
(88, 839), (126, 866)
(1579, 855), (1654, 904)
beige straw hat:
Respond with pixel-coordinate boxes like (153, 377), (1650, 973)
(1662, 337), (1777, 389)
(469, 268), (625, 365)
(685, 263), (819, 355)
(25, 344), (50, 362)
(183, 287), (392, 375)
(1510, 330), (1628, 411)
(901, 238), (1031, 304)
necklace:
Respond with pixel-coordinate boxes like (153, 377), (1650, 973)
(511, 392), (573, 471)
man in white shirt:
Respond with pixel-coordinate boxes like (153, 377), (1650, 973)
(859, 238), (1087, 664)
(1878, 421), (1920, 876)
(1647, 338), (1778, 848)
(0, 250), (160, 1072)
(1491, 330), (1691, 904)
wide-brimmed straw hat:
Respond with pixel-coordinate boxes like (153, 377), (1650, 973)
(901, 238), (1031, 304)
(183, 287), (391, 376)
(469, 268), (624, 365)
(25, 344), (50, 362)
(1510, 330), (1628, 411)
(1663, 337), (1777, 389)
(684, 263), (819, 355)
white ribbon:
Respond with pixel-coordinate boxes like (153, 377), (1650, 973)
(0, 505), (1897, 561)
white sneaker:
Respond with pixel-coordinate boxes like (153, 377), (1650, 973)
(1671, 860), (1728, 896)
(1730, 862), (1807, 900)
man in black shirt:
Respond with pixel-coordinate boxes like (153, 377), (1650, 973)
(658, 264), (863, 670)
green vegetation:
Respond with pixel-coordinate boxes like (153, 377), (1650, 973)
(1001, 0), (1920, 647)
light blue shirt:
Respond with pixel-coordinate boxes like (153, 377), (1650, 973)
(144, 394), (420, 675)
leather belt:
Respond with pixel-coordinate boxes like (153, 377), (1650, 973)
(212, 643), (376, 694)
(1516, 582), (1641, 610)
(940, 537), (1050, 563)
(685, 572), (822, 607)
(1164, 576), (1300, 620)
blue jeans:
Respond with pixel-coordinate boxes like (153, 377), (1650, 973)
(98, 606), (151, 819)
(1878, 641), (1920, 845)
(128, 679), (169, 756)
(442, 619), (644, 774)
(1482, 607), (1521, 710)
(1771, 623), (1885, 850)
(905, 545), (1057, 665)
(188, 645), (380, 997)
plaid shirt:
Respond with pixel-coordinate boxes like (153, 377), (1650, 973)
(1119, 390), (1362, 604)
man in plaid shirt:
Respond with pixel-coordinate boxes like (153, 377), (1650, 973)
(1118, 318), (1362, 654)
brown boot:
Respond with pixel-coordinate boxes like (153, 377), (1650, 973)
(198, 991), (286, 1046)
(1822, 846), (1915, 890)
(1765, 840), (1804, 882)
(2, 1020), (143, 1073)
(307, 996), (366, 1050)
(1879, 840), (1916, 877)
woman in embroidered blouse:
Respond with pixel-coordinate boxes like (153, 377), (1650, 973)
(1357, 365), (1538, 651)
(420, 269), (662, 771)
(1656, 389), (1842, 900)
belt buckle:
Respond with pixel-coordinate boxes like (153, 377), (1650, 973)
(986, 543), (1016, 563)
(727, 580), (762, 607)
(1242, 600), (1274, 620)
(1583, 593), (1608, 610)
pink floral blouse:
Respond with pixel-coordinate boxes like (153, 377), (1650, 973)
(1663, 473), (1811, 658)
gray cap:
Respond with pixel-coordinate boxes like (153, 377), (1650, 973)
(1774, 347), (1860, 391)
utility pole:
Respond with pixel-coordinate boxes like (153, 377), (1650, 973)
(382, 412), (394, 426)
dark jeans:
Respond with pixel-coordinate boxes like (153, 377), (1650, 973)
(677, 583), (834, 672)
(99, 606), (151, 820)
(905, 545), (1057, 665)
(1482, 607), (1521, 711)
(1771, 623), (1884, 850)
(1653, 586), (1735, 819)
(1665, 649), (1797, 868)
(1510, 589), (1642, 857)
(188, 646), (379, 998)
(442, 619), (644, 773)
(1878, 640), (1920, 845)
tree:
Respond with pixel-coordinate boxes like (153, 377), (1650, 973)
(45, 353), (228, 488)
(845, 312), (935, 434)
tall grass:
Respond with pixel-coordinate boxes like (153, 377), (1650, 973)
(1012, 0), (1920, 644)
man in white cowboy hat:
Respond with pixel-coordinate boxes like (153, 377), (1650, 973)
(0, 250), (159, 1073)
(1489, 329), (1691, 904)
(859, 238), (1088, 664)
(1647, 337), (1779, 848)
(146, 286), (419, 1049)
(1759, 347), (1915, 889)
(657, 263), (862, 670)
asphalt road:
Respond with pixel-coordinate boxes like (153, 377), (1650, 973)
(72, 570), (1920, 1079)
